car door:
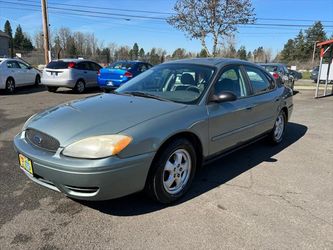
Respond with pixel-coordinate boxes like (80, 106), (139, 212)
(242, 65), (280, 136)
(75, 62), (92, 85)
(6, 60), (23, 85)
(18, 61), (35, 85)
(87, 62), (101, 86)
(207, 65), (256, 155)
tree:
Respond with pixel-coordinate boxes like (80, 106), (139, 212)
(13, 25), (25, 50)
(172, 48), (187, 59)
(237, 46), (247, 60)
(198, 48), (208, 57)
(280, 39), (295, 63)
(4, 20), (13, 57)
(67, 36), (78, 57)
(167, 0), (255, 57)
(139, 48), (145, 60)
(132, 43), (139, 60)
(247, 51), (253, 61)
(304, 21), (326, 60)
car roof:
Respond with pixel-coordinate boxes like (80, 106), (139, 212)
(260, 63), (285, 66)
(163, 58), (258, 68)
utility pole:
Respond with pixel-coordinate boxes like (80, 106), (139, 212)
(41, 0), (50, 64)
(312, 41), (319, 67)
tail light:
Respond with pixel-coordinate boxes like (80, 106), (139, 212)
(124, 71), (133, 78)
(68, 62), (76, 68)
(272, 72), (279, 79)
(97, 69), (100, 76)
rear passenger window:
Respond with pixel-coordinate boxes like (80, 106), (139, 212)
(89, 62), (101, 71)
(76, 62), (89, 70)
(7, 61), (20, 69)
(214, 66), (248, 98)
(244, 66), (273, 94)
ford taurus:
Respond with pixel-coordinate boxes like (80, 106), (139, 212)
(14, 58), (293, 203)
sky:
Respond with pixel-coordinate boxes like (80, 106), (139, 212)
(0, 0), (333, 56)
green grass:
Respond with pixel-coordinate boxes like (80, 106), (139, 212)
(302, 71), (311, 80)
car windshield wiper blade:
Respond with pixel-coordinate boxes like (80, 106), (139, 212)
(123, 91), (171, 102)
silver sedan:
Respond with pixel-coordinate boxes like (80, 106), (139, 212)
(14, 58), (293, 204)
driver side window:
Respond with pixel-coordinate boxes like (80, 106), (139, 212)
(214, 66), (248, 98)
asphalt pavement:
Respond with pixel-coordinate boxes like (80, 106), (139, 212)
(0, 86), (332, 250)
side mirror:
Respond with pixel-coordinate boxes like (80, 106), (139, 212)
(210, 91), (237, 103)
(27, 66), (32, 69)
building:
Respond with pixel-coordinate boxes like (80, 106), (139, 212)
(0, 30), (10, 57)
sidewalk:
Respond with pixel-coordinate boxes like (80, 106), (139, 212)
(294, 79), (333, 91)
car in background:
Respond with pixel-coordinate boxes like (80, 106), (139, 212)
(289, 69), (302, 81)
(260, 63), (294, 90)
(41, 59), (102, 93)
(311, 66), (319, 82)
(14, 58), (293, 204)
(98, 61), (152, 92)
(0, 58), (41, 94)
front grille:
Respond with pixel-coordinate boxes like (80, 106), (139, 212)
(25, 128), (60, 152)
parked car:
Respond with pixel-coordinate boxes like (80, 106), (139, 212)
(14, 58), (293, 204)
(0, 58), (41, 94)
(311, 66), (319, 82)
(41, 59), (102, 93)
(259, 63), (294, 90)
(289, 69), (302, 81)
(98, 61), (152, 92)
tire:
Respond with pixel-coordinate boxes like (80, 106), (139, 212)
(268, 110), (287, 145)
(74, 80), (85, 93)
(47, 86), (58, 92)
(5, 78), (15, 94)
(103, 88), (110, 93)
(146, 138), (197, 204)
(35, 74), (41, 86)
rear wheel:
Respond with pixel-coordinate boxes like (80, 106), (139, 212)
(268, 110), (287, 144)
(74, 80), (85, 93)
(35, 74), (41, 86)
(145, 138), (197, 204)
(5, 78), (15, 94)
(47, 86), (58, 92)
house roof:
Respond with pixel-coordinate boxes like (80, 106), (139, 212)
(0, 30), (10, 38)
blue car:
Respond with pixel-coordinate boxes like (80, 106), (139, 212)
(98, 61), (153, 92)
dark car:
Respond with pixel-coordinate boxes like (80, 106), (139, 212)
(289, 69), (302, 81)
(260, 63), (294, 90)
(311, 66), (319, 82)
(14, 58), (293, 204)
(98, 61), (153, 92)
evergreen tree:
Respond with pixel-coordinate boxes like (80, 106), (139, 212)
(237, 46), (247, 60)
(293, 30), (306, 61)
(68, 37), (77, 57)
(280, 39), (295, 63)
(139, 48), (145, 60)
(13, 25), (25, 50)
(172, 48), (186, 59)
(304, 21), (326, 60)
(4, 20), (13, 57)
(198, 48), (208, 57)
(247, 51), (253, 61)
(132, 43), (139, 60)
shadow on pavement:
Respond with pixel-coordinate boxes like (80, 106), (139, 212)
(80, 122), (307, 216)
(0, 85), (46, 95)
(55, 87), (102, 95)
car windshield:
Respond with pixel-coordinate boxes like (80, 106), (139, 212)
(108, 62), (134, 70)
(115, 63), (215, 104)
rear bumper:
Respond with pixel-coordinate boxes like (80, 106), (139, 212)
(41, 78), (76, 88)
(13, 132), (155, 201)
(98, 78), (127, 88)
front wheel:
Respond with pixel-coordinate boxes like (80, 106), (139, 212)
(146, 138), (197, 204)
(35, 74), (41, 86)
(268, 110), (287, 144)
(5, 78), (15, 94)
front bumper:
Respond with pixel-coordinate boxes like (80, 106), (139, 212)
(13, 132), (155, 201)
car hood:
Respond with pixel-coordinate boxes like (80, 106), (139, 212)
(25, 94), (186, 146)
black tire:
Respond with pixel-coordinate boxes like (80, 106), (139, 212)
(103, 88), (110, 93)
(35, 74), (41, 86)
(145, 138), (197, 204)
(47, 86), (58, 92)
(268, 110), (287, 145)
(5, 78), (15, 94)
(74, 80), (85, 93)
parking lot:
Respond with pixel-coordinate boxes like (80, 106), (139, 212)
(0, 87), (332, 249)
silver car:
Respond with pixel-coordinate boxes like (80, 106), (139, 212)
(41, 59), (102, 93)
(14, 58), (293, 204)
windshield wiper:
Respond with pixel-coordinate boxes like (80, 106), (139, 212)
(124, 91), (171, 102)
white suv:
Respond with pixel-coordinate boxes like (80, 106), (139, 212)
(41, 59), (102, 93)
(0, 58), (41, 94)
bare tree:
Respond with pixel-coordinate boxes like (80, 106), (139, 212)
(168, 0), (255, 57)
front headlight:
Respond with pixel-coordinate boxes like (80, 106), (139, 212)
(62, 135), (132, 159)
